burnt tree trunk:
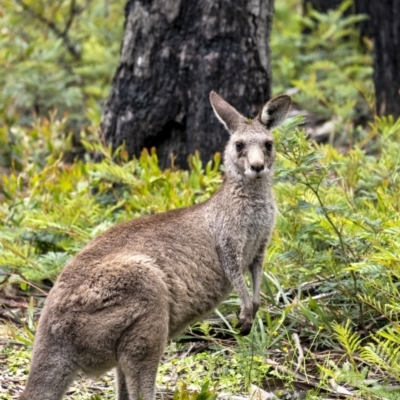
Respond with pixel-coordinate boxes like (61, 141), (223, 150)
(369, 0), (400, 117)
(101, 0), (274, 168)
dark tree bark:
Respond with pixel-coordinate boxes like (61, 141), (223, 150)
(101, 0), (274, 168)
(369, 0), (400, 117)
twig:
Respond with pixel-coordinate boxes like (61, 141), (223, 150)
(14, 272), (49, 296)
(264, 358), (357, 399)
(15, 0), (81, 60)
(297, 169), (366, 331)
(63, 0), (78, 35)
(264, 358), (320, 386)
(291, 332), (304, 373)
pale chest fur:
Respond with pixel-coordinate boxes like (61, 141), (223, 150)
(238, 195), (276, 269)
(210, 183), (276, 270)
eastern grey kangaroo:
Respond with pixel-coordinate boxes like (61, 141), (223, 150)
(19, 91), (291, 400)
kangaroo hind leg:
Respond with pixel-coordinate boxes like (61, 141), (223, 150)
(18, 342), (77, 400)
(117, 366), (130, 400)
(117, 315), (168, 400)
(118, 350), (164, 400)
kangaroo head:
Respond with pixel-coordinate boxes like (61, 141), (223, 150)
(210, 91), (291, 182)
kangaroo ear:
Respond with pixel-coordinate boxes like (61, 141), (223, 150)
(259, 95), (291, 130)
(210, 91), (244, 133)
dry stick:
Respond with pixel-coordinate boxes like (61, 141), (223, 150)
(15, 272), (49, 297)
(291, 332), (304, 373)
(265, 358), (320, 386)
(63, 0), (78, 36)
(265, 358), (357, 399)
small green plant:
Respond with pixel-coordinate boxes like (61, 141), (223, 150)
(173, 381), (218, 400)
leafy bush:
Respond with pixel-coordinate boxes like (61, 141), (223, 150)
(273, 0), (373, 128)
(0, 121), (222, 282)
(0, 0), (125, 127)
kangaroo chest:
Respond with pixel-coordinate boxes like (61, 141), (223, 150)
(215, 195), (275, 270)
(241, 200), (275, 266)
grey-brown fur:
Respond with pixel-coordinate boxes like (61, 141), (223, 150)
(19, 92), (291, 400)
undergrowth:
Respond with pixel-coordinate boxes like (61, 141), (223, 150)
(0, 0), (125, 128)
(1, 113), (400, 399)
(273, 0), (373, 142)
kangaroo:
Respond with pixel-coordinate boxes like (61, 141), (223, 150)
(18, 91), (291, 400)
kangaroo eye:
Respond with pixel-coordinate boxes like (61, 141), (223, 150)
(235, 142), (245, 152)
(265, 141), (273, 151)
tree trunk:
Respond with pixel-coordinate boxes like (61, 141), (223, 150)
(101, 0), (274, 168)
(369, 0), (400, 117)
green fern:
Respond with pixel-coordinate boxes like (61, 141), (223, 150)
(332, 319), (362, 366)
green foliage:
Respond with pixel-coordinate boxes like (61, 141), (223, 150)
(0, 122), (222, 282)
(264, 114), (400, 337)
(255, 114), (400, 398)
(332, 319), (362, 365)
(2, 77), (400, 400)
(273, 0), (373, 128)
(172, 381), (218, 400)
(158, 341), (271, 394)
(0, 0), (125, 127)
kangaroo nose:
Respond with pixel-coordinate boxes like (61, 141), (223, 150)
(250, 164), (265, 173)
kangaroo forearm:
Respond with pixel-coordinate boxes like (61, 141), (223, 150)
(250, 249), (266, 312)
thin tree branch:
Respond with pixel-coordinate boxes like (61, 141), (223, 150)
(15, 0), (81, 61)
(63, 0), (79, 36)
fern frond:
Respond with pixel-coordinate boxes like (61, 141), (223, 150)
(332, 319), (362, 364)
(360, 337), (400, 380)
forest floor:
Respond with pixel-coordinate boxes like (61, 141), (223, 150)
(0, 285), (367, 400)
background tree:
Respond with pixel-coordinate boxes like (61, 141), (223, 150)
(369, 0), (400, 117)
(0, 0), (124, 133)
(101, 0), (274, 168)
